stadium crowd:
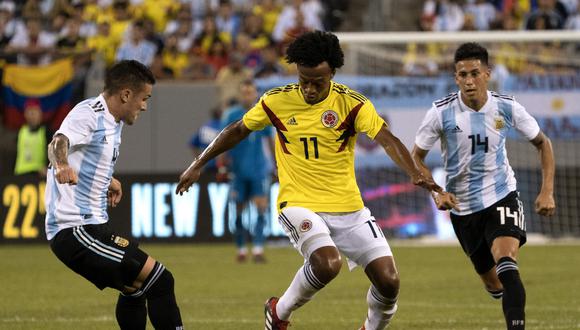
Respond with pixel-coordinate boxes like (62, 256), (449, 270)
(403, 0), (580, 76)
(0, 0), (348, 80)
(0, 0), (578, 84)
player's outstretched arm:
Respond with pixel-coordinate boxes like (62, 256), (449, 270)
(374, 124), (441, 193)
(48, 134), (78, 185)
(176, 120), (252, 195)
(530, 131), (556, 216)
(412, 144), (460, 211)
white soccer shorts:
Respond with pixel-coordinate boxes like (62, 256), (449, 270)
(278, 206), (392, 270)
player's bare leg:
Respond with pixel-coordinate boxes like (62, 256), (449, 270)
(491, 236), (525, 329)
(362, 256), (400, 330)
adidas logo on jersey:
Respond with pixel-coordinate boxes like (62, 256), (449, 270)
(286, 116), (298, 125)
(101, 136), (108, 144)
(451, 125), (463, 133)
(91, 101), (105, 112)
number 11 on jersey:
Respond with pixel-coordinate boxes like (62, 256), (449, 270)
(300, 137), (319, 159)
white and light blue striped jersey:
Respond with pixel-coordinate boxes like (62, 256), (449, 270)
(45, 94), (123, 240)
(415, 90), (540, 216)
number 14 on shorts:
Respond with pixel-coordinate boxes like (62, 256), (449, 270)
(497, 206), (524, 229)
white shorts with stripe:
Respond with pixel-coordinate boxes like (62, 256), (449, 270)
(278, 206), (392, 270)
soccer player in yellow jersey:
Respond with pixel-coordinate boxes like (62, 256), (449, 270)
(176, 31), (442, 330)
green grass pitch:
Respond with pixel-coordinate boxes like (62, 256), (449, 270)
(1, 243), (578, 329)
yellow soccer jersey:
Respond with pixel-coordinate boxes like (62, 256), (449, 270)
(243, 81), (386, 212)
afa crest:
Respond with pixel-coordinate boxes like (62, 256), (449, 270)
(113, 235), (129, 247)
(321, 110), (338, 128)
(494, 117), (505, 130)
(299, 220), (313, 232)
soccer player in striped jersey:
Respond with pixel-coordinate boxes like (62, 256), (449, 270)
(412, 42), (556, 330)
(176, 30), (442, 330)
(45, 60), (183, 329)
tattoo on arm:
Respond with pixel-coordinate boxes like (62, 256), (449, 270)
(48, 134), (70, 167)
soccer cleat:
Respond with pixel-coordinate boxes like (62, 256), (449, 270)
(236, 252), (247, 263)
(358, 325), (366, 330)
(264, 297), (290, 330)
(253, 253), (267, 264)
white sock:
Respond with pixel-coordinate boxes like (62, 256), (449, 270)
(364, 285), (398, 330)
(276, 262), (325, 320)
(252, 246), (264, 255)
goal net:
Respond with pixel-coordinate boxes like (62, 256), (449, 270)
(332, 31), (580, 240)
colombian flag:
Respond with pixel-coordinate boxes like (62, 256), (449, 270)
(2, 58), (74, 131)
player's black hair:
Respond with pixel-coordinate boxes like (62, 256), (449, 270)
(285, 30), (344, 70)
(104, 60), (156, 94)
(454, 42), (489, 66)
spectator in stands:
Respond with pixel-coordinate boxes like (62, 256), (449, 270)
(525, 0), (565, 29)
(14, 98), (48, 177)
(0, 1), (25, 51)
(87, 17), (119, 67)
(141, 0), (179, 33)
(22, 0), (43, 20)
(234, 32), (262, 69)
(560, 0), (578, 18)
(182, 49), (216, 80)
(193, 15), (231, 55)
(115, 19), (157, 66)
(252, 0), (282, 34)
(461, 12), (478, 30)
(277, 7), (312, 52)
(47, 10), (69, 37)
(187, 0), (219, 20)
(205, 38), (230, 74)
(56, 18), (88, 54)
(493, 0), (531, 29)
(215, 0), (242, 39)
(219, 79), (273, 263)
(422, 0), (465, 31)
(141, 18), (165, 55)
(57, 17), (92, 104)
(565, 3), (580, 29)
(164, 3), (195, 52)
(242, 12), (272, 51)
(463, 0), (498, 30)
(254, 44), (285, 78)
(68, 1), (97, 38)
(5, 16), (57, 65)
(109, 0), (133, 43)
(215, 51), (253, 106)
(47, 0), (75, 20)
(82, 0), (101, 23)
(272, 0), (323, 43)
(151, 33), (189, 79)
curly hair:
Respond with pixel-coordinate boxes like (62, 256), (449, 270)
(285, 30), (344, 70)
(454, 42), (489, 66)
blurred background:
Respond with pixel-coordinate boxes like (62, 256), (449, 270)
(0, 0), (579, 244)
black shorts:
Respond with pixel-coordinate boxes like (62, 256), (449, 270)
(450, 191), (527, 274)
(50, 223), (148, 291)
